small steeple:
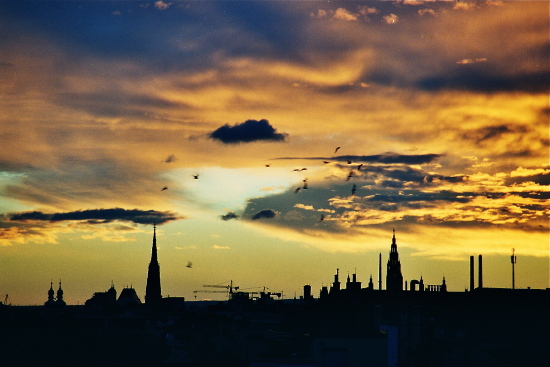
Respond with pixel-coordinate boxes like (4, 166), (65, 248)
(56, 280), (66, 306)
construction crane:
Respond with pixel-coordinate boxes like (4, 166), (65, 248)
(194, 280), (239, 300)
(202, 280), (239, 294)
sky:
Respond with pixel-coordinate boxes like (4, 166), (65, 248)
(0, 0), (548, 305)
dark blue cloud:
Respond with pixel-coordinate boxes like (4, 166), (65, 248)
(209, 119), (288, 144)
(251, 209), (277, 220)
(417, 69), (550, 94)
(8, 208), (182, 225)
(277, 152), (441, 165)
(220, 212), (239, 221)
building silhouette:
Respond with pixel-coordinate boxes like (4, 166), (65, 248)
(386, 228), (403, 291)
(145, 224), (162, 305)
(8, 228), (547, 367)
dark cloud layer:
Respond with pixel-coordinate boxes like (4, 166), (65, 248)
(8, 208), (182, 225)
(278, 153), (442, 165)
(220, 212), (239, 221)
(251, 209), (277, 220)
(209, 119), (288, 144)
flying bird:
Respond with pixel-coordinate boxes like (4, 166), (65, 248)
(192, 174), (199, 179)
(186, 261), (193, 268)
(303, 178), (308, 189)
(334, 147), (341, 153)
(347, 160), (352, 164)
(161, 186), (168, 191)
(318, 215), (325, 222)
(351, 184), (357, 196)
(265, 164), (271, 167)
(323, 161), (330, 164)
(294, 187), (301, 194)
(357, 164), (363, 171)
(346, 171), (354, 181)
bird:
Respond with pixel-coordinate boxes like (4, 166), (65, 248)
(323, 161), (330, 164)
(346, 171), (354, 181)
(303, 178), (308, 189)
(351, 184), (357, 196)
(318, 214), (325, 222)
(265, 164), (271, 167)
(357, 164), (363, 171)
(186, 261), (193, 268)
(334, 147), (341, 154)
(161, 186), (168, 191)
(192, 174), (199, 179)
(294, 187), (301, 194)
(347, 160), (352, 164)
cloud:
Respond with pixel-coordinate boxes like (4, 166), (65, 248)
(212, 245), (230, 250)
(278, 152), (442, 165)
(456, 58), (487, 65)
(462, 124), (522, 144)
(164, 154), (176, 163)
(251, 209), (277, 220)
(8, 208), (183, 225)
(418, 8), (436, 17)
(220, 212), (239, 221)
(383, 14), (399, 24)
(333, 8), (358, 21)
(209, 119), (288, 144)
(311, 6), (378, 22)
(416, 69), (550, 93)
(154, 1), (172, 10)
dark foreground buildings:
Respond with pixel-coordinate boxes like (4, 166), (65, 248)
(1, 230), (549, 367)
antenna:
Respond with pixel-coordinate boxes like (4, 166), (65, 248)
(511, 248), (517, 289)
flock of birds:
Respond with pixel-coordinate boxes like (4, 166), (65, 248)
(160, 146), (363, 227)
(159, 146), (365, 268)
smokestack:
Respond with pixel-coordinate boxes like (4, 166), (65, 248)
(378, 253), (382, 290)
(478, 254), (483, 289)
(470, 256), (475, 291)
(511, 248), (517, 289)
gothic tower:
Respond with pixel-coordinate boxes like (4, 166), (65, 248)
(386, 229), (403, 291)
(145, 224), (162, 304)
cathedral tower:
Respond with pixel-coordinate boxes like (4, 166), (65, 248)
(386, 229), (403, 291)
(145, 224), (162, 304)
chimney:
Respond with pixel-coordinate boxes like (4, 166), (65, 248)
(478, 254), (483, 289)
(378, 253), (382, 290)
(470, 256), (475, 291)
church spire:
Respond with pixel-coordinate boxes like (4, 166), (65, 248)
(145, 224), (162, 305)
(386, 229), (403, 291)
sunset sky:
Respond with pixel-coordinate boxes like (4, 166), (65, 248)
(1, 1), (548, 305)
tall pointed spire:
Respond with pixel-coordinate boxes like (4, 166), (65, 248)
(386, 229), (403, 291)
(145, 224), (162, 305)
